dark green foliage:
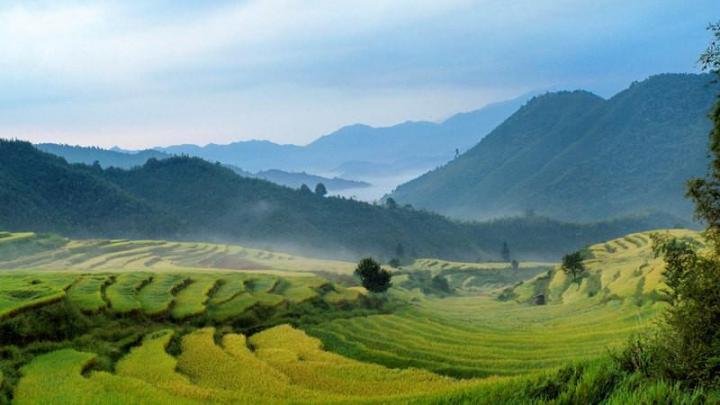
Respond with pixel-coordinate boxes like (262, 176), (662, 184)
(314, 182), (327, 196)
(638, 234), (720, 386)
(299, 184), (312, 193)
(0, 140), (179, 238)
(35, 143), (169, 168)
(0, 140), (689, 261)
(431, 275), (452, 294)
(501, 241), (511, 262)
(385, 198), (398, 209)
(561, 251), (586, 282)
(699, 22), (720, 73)
(391, 74), (719, 223)
(354, 258), (392, 293)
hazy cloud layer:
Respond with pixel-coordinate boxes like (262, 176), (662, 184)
(0, 0), (715, 147)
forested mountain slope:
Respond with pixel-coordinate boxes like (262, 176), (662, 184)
(391, 74), (718, 222)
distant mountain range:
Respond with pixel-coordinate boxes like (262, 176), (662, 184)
(153, 94), (533, 178)
(0, 140), (681, 261)
(36, 143), (369, 193)
(390, 74), (718, 222)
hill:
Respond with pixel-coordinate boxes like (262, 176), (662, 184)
(390, 74), (719, 222)
(39, 143), (369, 193)
(0, 140), (686, 261)
(35, 143), (171, 168)
(0, 140), (179, 238)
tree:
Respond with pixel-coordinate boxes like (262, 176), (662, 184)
(511, 259), (519, 272)
(561, 251), (586, 282)
(299, 184), (312, 193)
(431, 275), (452, 294)
(385, 198), (398, 209)
(615, 23), (720, 388)
(501, 241), (511, 262)
(395, 242), (405, 259)
(314, 183), (328, 197)
(354, 257), (392, 293)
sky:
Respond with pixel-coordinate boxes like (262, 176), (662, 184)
(0, 0), (716, 149)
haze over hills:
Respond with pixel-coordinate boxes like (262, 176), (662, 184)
(390, 74), (718, 222)
(154, 94), (532, 181)
(36, 143), (171, 169)
(37, 143), (369, 193)
(0, 139), (682, 262)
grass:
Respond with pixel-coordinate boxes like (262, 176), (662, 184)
(20, 323), (714, 404)
(171, 276), (218, 320)
(0, 270), (364, 322)
(0, 232), (355, 275)
(14, 349), (196, 405)
(0, 273), (76, 319)
(66, 275), (110, 312)
(306, 230), (698, 379)
(105, 272), (152, 313)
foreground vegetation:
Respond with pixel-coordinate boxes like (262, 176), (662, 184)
(0, 227), (717, 403)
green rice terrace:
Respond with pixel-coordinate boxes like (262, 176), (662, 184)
(0, 229), (711, 404)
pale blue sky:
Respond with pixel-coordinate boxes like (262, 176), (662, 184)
(0, 1), (715, 148)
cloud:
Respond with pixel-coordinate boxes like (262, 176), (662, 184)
(0, 0), (715, 147)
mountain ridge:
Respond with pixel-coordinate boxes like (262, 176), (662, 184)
(390, 73), (717, 222)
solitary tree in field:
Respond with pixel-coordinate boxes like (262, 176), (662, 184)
(511, 259), (519, 272)
(501, 242), (511, 262)
(300, 184), (312, 193)
(561, 251), (586, 282)
(355, 257), (392, 293)
(315, 183), (328, 197)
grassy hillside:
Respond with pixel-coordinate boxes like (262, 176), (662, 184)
(306, 230), (699, 379)
(391, 74), (718, 222)
(0, 232), (355, 275)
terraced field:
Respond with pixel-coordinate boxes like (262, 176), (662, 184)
(0, 271), (360, 322)
(308, 294), (658, 378)
(0, 229), (708, 404)
(0, 232), (354, 274)
(13, 324), (503, 404)
(306, 230), (699, 378)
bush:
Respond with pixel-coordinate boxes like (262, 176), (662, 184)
(354, 258), (392, 293)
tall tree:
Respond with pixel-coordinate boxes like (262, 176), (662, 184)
(689, 21), (720, 245)
(621, 22), (720, 387)
(395, 242), (405, 259)
(314, 183), (328, 197)
(501, 241), (511, 262)
(561, 251), (586, 282)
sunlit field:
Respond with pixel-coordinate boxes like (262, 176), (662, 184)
(0, 229), (712, 403)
